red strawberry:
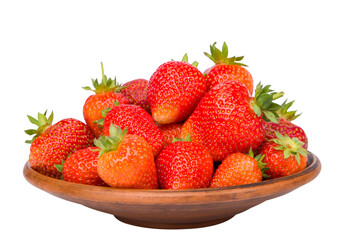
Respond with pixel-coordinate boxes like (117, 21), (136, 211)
(102, 104), (164, 156)
(264, 100), (308, 148)
(119, 78), (150, 113)
(156, 135), (213, 189)
(157, 122), (183, 147)
(147, 54), (207, 124)
(210, 149), (267, 188)
(25, 111), (94, 179)
(94, 124), (158, 189)
(204, 42), (253, 94)
(55, 147), (107, 186)
(83, 62), (129, 138)
(181, 81), (284, 161)
(258, 132), (308, 179)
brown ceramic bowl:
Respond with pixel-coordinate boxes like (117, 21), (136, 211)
(23, 151), (321, 229)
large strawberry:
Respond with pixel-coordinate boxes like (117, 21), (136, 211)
(94, 124), (158, 189)
(101, 104), (164, 156)
(204, 42), (253, 94)
(156, 135), (213, 190)
(55, 147), (107, 186)
(83, 62), (129, 138)
(119, 78), (150, 113)
(258, 132), (308, 179)
(25, 111), (94, 179)
(210, 149), (267, 188)
(147, 54), (207, 124)
(181, 81), (283, 161)
(264, 100), (308, 148)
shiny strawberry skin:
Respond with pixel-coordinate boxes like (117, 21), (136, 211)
(97, 134), (158, 189)
(181, 80), (265, 161)
(83, 92), (129, 138)
(102, 104), (164, 156)
(205, 64), (253, 95)
(258, 141), (307, 179)
(147, 61), (207, 124)
(210, 152), (262, 188)
(264, 119), (308, 149)
(157, 123), (183, 147)
(119, 79), (150, 113)
(62, 147), (106, 186)
(29, 119), (94, 179)
(156, 141), (213, 189)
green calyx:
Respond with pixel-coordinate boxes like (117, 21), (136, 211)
(271, 131), (309, 165)
(54, 160), (65, 180)
(93, 123), (128, 157)
(277, 99), (301, 121)
(172, 134), (191, 143)
(94, 100), (121, 127)
(25, 110), (54, 144)
(204, 42), (247, 67)
(83, 62), (124, 94)
(172, 53), (199, 68)
(248, 148), (269, 179)
(251, 82), (284, 123)
(54, 160), (65, 173)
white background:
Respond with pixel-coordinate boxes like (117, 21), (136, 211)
(1, 0), (359, 239)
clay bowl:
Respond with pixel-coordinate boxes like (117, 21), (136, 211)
(23, 151), (321, 229)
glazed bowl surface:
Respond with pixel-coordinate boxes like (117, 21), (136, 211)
(23, 151), (321, 229)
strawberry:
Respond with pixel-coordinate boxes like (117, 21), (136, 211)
(94, 124), (158, 189)
(204, 42), (253, 94)
(264, 100), (308, 148)
(55, 147), (107, 186)
(119, 78), (150, 113)
(156, 135), (213, 189)
(83, 62), (129, 138)
(258, 132), (308, 179)
(101, 104), (164, 156)
(181, 81), (284, 161)
(147, 54), (207, 124)
(25, 111), (94, 179)
(157, 122), (183, 147)
(210, 149), (267, 188)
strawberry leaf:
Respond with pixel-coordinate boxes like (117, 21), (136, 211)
(204, 42), (248, 66)
(83, 62), (122, 94)
(25, 110), (54, 144)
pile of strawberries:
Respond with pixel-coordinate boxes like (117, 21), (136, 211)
(25, 42), (309, 189)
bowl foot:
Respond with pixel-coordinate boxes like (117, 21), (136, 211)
(114, 215), (234, 229)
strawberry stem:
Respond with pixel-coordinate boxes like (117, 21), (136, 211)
(93, 123), (128, 157)
(204, 42), (247, 67)
(271, 131), (309, 165)
(25, 110), (54, 144)
(82, 62), (123, 94)
(172, 134), (191, 143)
(251, 82), (284, 123)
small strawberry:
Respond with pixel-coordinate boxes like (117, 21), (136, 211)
(210, 149), (267, 188)
(94, 124), (158, 189)
(156, 135), (213, 190)
(264, 100), (308, 148)
(119, 78), (150, 113)
(147, 54), (207, 124)
(83, 62), (129, 138)
(25, 111), (94, 179)
(157, 122), (183, 147)
(55, 147), (107, 186)
(204, 42), (253, 94)
(181, 81), (284, 161)
(258, 132), (308, 179)
(101, 104), (164, 157)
